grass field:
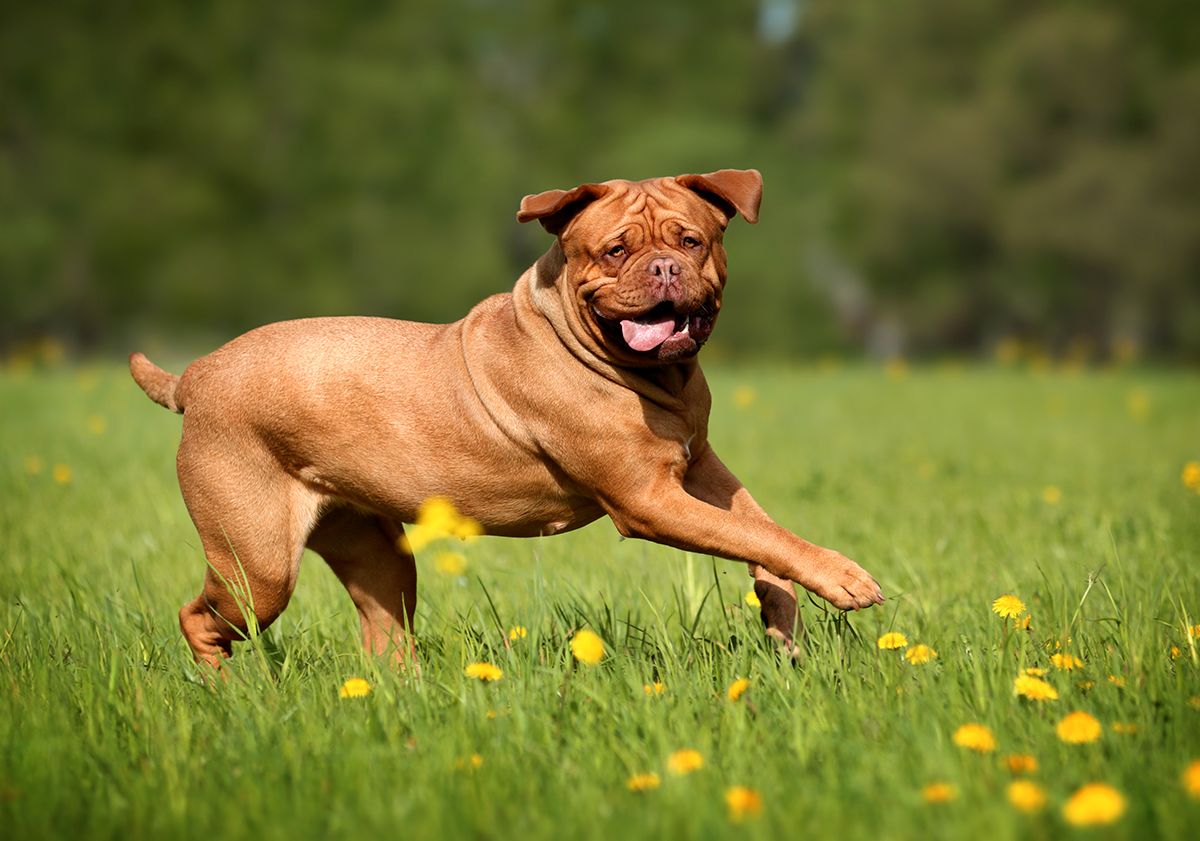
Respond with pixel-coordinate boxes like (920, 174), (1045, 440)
(2, 359), (1199, 840)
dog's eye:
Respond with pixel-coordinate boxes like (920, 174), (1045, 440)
(682, 236), (701, 249)
(606, 245), (625, 258)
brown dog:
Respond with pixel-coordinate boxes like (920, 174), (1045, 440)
(131, 169), (882, 667)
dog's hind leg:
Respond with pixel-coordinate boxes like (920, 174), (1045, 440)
(176, 437), (322, 668)
(306, 506), (418, 665)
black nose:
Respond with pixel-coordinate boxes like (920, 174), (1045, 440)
(647, 257), (680, 279)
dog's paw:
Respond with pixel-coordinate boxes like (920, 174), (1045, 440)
(807, 550), (884, 611)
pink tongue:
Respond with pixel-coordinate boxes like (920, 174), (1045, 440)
(620, 316), (678, 351)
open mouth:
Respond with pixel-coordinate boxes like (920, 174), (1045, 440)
(592, 301), (715, 355)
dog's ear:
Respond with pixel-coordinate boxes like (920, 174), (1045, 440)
(517, 183), (611, 235)
(675, 169), (762, 225)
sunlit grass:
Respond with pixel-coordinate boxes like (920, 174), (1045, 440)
(2, 362), (1198, 839)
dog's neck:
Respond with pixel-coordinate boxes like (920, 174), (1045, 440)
(516, 243), (698, 409)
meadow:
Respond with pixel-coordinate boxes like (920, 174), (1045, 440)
(2, 359), (1199, 840)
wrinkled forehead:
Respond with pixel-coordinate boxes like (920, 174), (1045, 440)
(566, 179), (725, 240)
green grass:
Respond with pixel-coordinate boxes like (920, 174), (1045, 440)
(2, 361), (1199, 840)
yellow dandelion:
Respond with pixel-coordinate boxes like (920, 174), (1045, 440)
(727, 677), (751, 702)
(1063, 783), (1125, 826)
(1050, 652), (1083, 671)
(1056, 711), (1102, 744)
(1007, 780), (1047, 813)
(1107, 674), (1126, 687)
(570, 629), (605, 665)
(1169, 645), (1181, 660)
(52, 464), (71, 485)
(1041, 485), (1062, 505)
(643, 682), (665, 696)
(402, 496), (483, 552)
(86, 415), (107, 435)
(507, 625), (527, 641)
(1126, 389), (1150, 421)
(1182, 461), (1200, 492)
(666, 749), (704, 775)
(626, 773), (661, 792)
(1190, 696), (1200, 709)
(1023, 667), (1047, 677)
(905, 644), (937, 665)
(733, 386), (757, 409)
(1183, 760), (1200, 798)
(486, 709), (498, 720)
(877, 631), (908, 650)
(338, 677), (371, 698)
(1016, 613), (1032, 630)
(1014, 674), (1058, 702)
(724, 786), (763, 820)
(953, 723), (996, 753)
(454, 754), (484, 771)
(921, 782), (957, 803)
(434, 551), (467, 576)
(992, 595), (1025, 619)
(1004, 754), (1038, 775)
(1076, 679), (1095, 691)
(744, 589), (761, 608)
(1111, 722), (1138, 735)
(464, 662), (503, 682)
(885, 357), (909, 379)
(1188, 624), (1200, 640)
(23, 455), (43, 475)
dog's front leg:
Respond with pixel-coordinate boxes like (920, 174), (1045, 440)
(682, 447), (801, 649)
(601, 447), (883, 613)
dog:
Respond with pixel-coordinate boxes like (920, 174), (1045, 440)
(131, 169), (883, 667)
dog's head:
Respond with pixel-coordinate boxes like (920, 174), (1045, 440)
(517, 170), (761, 365)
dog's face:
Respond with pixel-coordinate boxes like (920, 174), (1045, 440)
(518, 170), (762, 365)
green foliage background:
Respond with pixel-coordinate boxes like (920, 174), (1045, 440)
(2, 0), (1199, 358)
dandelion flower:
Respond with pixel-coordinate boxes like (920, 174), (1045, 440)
(464, 662), (503, 682)
(507, 625), (527, 641)
(1023, 667), (1047, 677)
(1004, 754), (1038, 775)
(1063, 783), (1125, 826)
(1189, 624), (1200, 640)
(921, 782), (957, 803)
(744, 590), (760, 608)
(1107, 674), (1126, 687)
(1182, 461), (1200, 492)
(992, 595), (1025, 619)
(434, 551), (466, 576)
(626, 773), (660, 792)
(1042, 485), (1062, 505)
(1111, 722), (1138, 735)
(570, 629), (605, 665)
(953, 723), (996, 753)
(1056, 711), (1101, 744)
(52, 464), (71, 485)
(725, 786), (763, 820)
(667, 749), (704, 775)
(1190, 696), (1200, 709)
(454, 754), (484, 771)
(1016, 613), (1032, 630)
(1169, 646), (1181, 660)
(1007, 780), (1047, 813)
(1014, 674), (1058, 702)
(1184, 760), (1200, 798)
(733, 386), (757, 409)
(877, 632), (908, 650)
(1050, 652), (1083, 671)
(338, 677), (371, 698)
(1076, 679), (1095, 691)
(643, 681), (665, 695)
(905, 644), (937, 665)
(402, 496), (482, 552)
(727, 678), (751, 701)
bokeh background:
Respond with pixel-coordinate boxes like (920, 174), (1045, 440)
(3, 0), (1199, 362)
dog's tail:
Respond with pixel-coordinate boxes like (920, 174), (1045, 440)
(129, 352), (184, 413)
